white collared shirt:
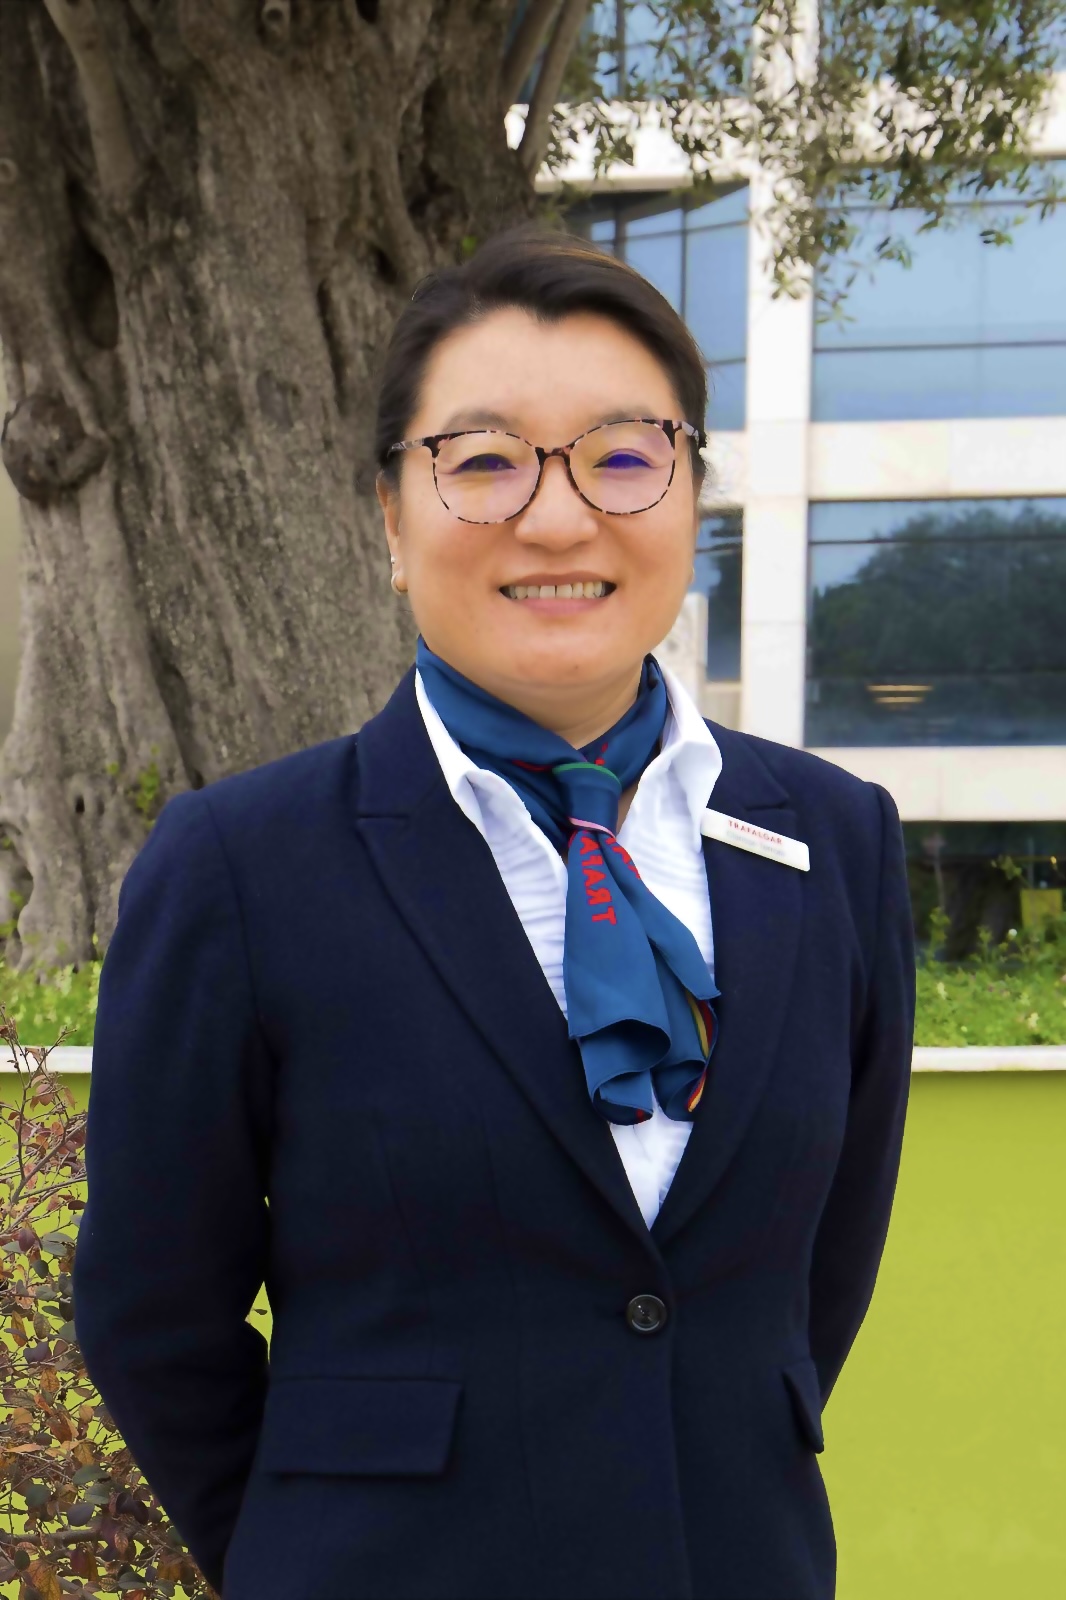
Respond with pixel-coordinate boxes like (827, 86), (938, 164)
(414, 662), (722, 1227)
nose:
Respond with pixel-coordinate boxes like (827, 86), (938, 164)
(511, 453), (599, 545)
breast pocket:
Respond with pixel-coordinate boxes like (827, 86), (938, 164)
(781, 1357), (825, 1454)
(257, 1375), (464, 1475)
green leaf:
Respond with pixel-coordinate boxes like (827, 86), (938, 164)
(39, 1232), (75, 1254)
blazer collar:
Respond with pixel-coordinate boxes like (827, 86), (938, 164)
(352, 667), (802, 1252)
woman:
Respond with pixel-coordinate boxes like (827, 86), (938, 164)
(73, 228), (916, 1600)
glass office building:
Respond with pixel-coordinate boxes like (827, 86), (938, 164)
(554, 53), (1066, 951)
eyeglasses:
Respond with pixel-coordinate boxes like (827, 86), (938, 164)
(385, 417), (705, 524)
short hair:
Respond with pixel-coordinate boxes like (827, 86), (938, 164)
(374, 223), (708, 492)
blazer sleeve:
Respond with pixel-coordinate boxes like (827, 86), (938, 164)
(72, 789), (273, 1595)
(808, 780), (916, 1406)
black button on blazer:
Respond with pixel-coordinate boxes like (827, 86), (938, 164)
(73, 664), (916, 1600)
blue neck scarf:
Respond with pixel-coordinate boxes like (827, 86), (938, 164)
(416, 637), (719, 1125)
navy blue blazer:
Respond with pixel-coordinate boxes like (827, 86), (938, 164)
(73, 664), (915, 1600)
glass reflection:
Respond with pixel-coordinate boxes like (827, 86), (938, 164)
(706, 361), (746, 432)
(693, 512), (744, 681)
(812, 171), (1066, 422)
(625, 206), (685, 238)
(623, 234), (682, 308)
(686, 225), (748, 363)
(814, 344), (1066, 423)
(805, 499), (1066, 745)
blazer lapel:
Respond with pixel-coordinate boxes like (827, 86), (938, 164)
(351, 669), (653, 1245)
(651, 726), (804, 1246)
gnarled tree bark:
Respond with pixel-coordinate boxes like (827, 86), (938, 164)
(0, 0), (533, 974)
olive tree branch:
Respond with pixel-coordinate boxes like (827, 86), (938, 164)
(501, 0), (561, 108)
(519, 0), (591, 178)
(40, 0), (140, 209)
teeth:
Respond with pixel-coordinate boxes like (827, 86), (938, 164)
(502, 581), (609, 600)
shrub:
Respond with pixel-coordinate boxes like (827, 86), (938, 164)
(915, 897), (1066, 1046)
(0, 997), (215, 1600)
(3, 899), (1066, 1054)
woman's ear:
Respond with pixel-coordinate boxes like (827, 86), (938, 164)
(375, 469), (395, 521)
(377, 472), (406, 591)
(377, 471), (399, 540)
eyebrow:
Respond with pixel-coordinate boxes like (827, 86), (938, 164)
(436, 406), (662, 433)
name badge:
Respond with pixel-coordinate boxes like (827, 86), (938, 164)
(700, 808), (810, 872)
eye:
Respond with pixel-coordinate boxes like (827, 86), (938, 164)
(450, 452), (515, 474)
(596, 450), (654, 470)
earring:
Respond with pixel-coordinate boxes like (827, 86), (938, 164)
(391, 572), (406, 594)
(690, 564), (696, 583)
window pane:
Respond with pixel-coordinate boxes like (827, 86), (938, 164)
(812, 171), (1066, 423)
(584, 0), (620, 88)
(687, 186), (750, 229)
(700, 510), (744, 542)
(625, 205), (685, 237)
(805, 499), (1066, 746)
(809, 497), (1066, 544)
(623, 1), (660, 83)
(686, 223), (747, 362)
(817, 215), (980, 350)
(812, 342), (1066, 422)
(809, 539), (1066, 676)
(693, 512), (743, 680)
(623, 233), (682, 309)
(706, 360), (746, 432)
(805, 673), (1066, 746)
(982, 206), (1066, 342)
(817, 202), (1066, 350)
(624, 0), (658, 43)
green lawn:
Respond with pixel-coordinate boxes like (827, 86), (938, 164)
(824, 1071), (1066, 1599)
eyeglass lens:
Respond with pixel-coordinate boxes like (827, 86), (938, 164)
(432, 421), (677, 522)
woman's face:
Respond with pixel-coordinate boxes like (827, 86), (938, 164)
(377, 306), (700, 717)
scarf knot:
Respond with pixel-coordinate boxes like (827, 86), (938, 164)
(417, 638), (719, 1125)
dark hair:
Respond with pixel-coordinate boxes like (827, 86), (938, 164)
(374, 223), (708, 492)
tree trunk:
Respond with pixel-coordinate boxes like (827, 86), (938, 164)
(0, 0), (531, 974)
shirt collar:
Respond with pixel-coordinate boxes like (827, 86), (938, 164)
(414, 660), (722, 846)
(639, 660), (723, 846)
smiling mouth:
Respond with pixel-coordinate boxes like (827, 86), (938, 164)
(500, 581), (616, 601)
